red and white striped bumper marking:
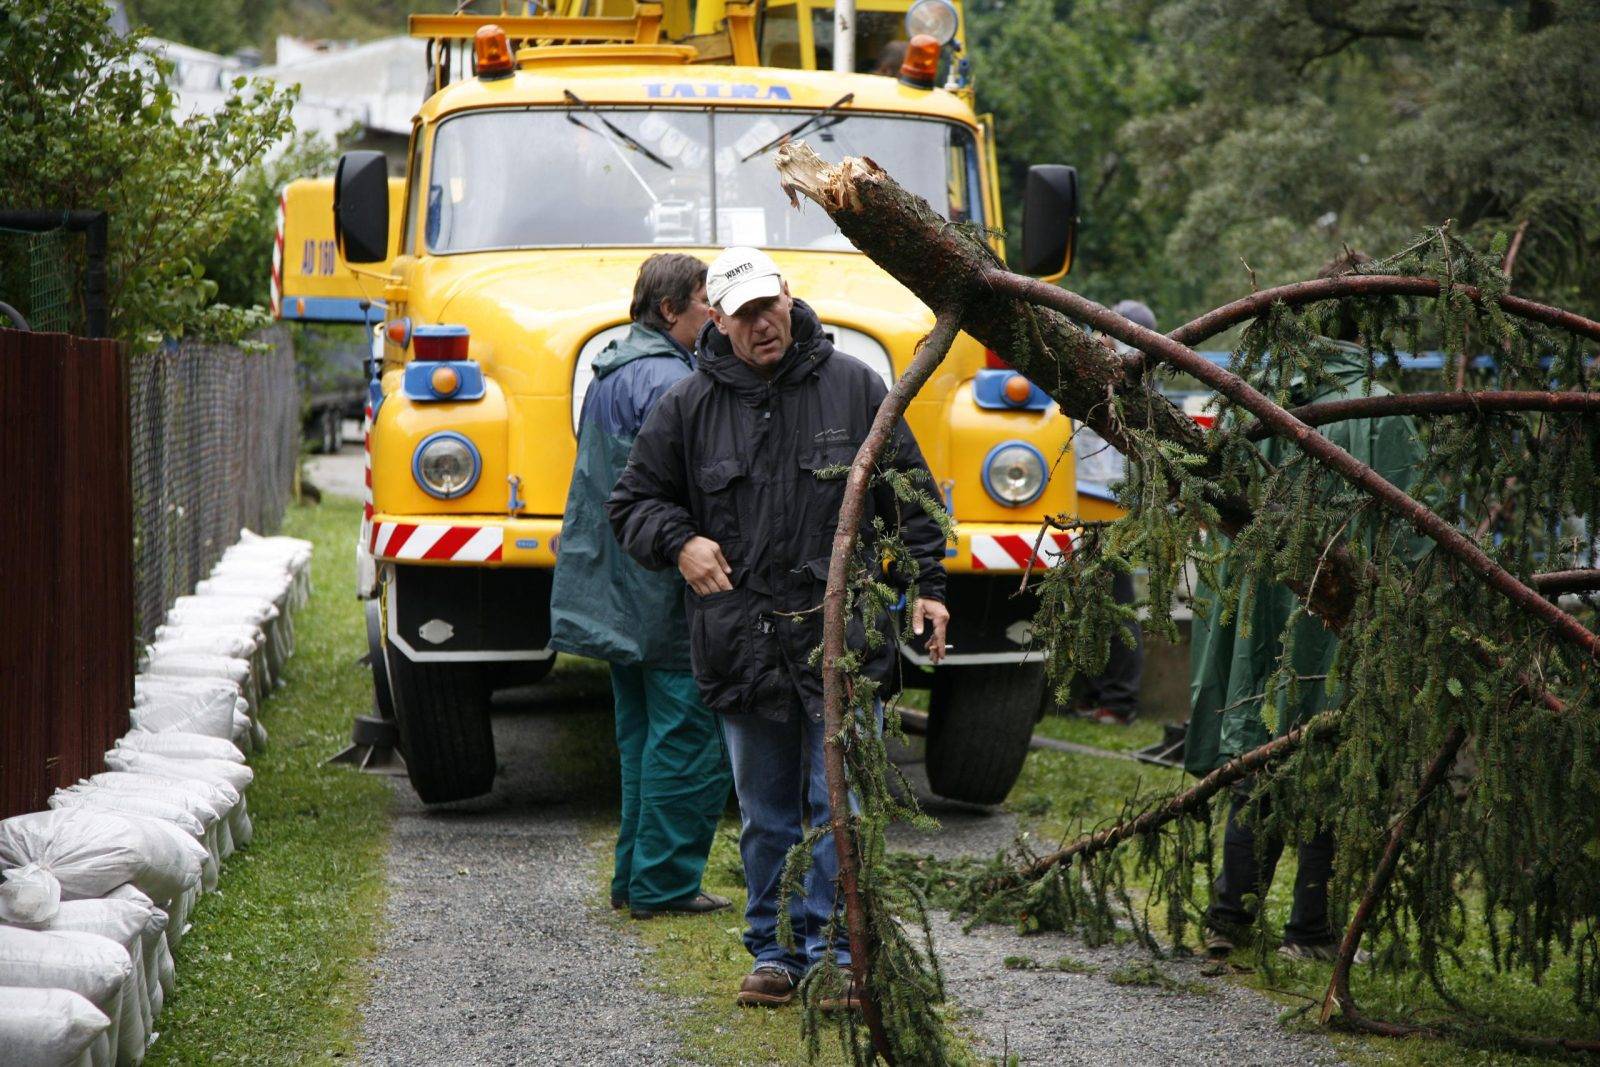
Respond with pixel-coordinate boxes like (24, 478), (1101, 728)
(370, 522), (503, 562)
(969, 531), (1073, 571)
(270, 192), (285, 318)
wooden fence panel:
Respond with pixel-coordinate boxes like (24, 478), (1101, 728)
(0, 329), (132, 820)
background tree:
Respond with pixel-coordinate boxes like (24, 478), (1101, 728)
(0, 0), (299, 342)
(968, 0), (1600, 322)
(202, 131), (338, 310)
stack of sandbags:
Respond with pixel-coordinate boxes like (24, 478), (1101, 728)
(0, 528), (313, 1065)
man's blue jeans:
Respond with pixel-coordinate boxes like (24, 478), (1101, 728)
(721, 709), (852, 977)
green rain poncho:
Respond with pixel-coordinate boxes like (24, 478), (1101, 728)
(1184, 341), (1427, 776)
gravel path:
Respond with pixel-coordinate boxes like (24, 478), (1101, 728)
(359, 691), (1337, 1065)
(359, 679), (684, 1067)
(888, 741), (1340, 1066)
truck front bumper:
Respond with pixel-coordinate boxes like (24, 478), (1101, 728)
(366, 514), (1074, 575)
(367, 515), (1072, 667)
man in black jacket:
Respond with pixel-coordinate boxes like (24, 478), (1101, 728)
(608, 246), (950, 1008)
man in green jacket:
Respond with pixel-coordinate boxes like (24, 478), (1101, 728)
(550, 253), (732, 919)
(1185, 255), (1426, 959)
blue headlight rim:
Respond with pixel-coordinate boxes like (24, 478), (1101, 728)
(981, 440), (1048, 507)
(412, 430), (482, 500)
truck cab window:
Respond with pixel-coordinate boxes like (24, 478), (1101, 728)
(423, 107), (981, 253)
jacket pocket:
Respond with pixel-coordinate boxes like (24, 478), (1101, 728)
(798, 442), (859, 542)
(688, 584), (748, 713)
(695, 457), (746, 545)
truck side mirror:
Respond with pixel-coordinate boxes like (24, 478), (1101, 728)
(334, 151), (391, 265)
(1020, 165), (1079, 279)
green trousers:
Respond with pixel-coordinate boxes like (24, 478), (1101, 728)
(610, 664), (731, 907)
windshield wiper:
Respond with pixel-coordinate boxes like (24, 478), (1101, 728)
(738, 93), (855, 163)
(563, 89), (673, 170)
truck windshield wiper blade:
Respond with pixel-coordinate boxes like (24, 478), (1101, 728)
(563, 89), (673, 170)
(738, 93), (855, 163)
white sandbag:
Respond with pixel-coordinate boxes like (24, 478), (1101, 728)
(105, 886), (170, 1005)
(69, 777), (223, 830)
(169, 594), (278, 625)
(211, 561), (308, 612)
(152, 622), (263, 654)
(0, 927), (133, 1066)
(146, 633), (258, 662)
(49, 792), (217, 888)
(114, 732), (244, 765)
(237, 528), (313, 561)
(133, 676), (245, 722)
(103, 751), (253, 796)
(0, 811), (201, 924)
(49, 793), (205, 841)
(32, 899), (156, 1063)
(150, 624), (270, 688)
(140, 654), (252, 691)
(0, 986), (110, 1067)
(89, 766), (247, 855)
(84, 774), (237, 859)
(139, 657), (257, 719)
(193, 577), (290, 610)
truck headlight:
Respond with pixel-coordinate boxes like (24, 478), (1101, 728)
(823, 324), (894, 388)
(413, 431), (481, 499)
(982, 441), (1047, 506)
(572, 324), (631, 434)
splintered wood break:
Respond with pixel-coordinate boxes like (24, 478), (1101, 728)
(775, 141), (878, 214)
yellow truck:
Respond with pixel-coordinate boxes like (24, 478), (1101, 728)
(279, 0), (1083, 805)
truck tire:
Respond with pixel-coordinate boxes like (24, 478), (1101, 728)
(384, 645), (496, 804)
(925, 661), (1046, 806)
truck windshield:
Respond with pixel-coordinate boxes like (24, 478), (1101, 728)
(424, 107), (984, 253)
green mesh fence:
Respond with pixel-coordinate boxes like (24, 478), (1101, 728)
(128, 326), (301, 643)
(0, 225), (83, 333)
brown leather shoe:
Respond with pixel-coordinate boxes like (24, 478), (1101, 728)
(629, 891), (731, 920)
(737, 965), (797, 1007)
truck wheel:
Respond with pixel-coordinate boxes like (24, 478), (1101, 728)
(925, 661), (1046, 805)
(384, 645), (496, 804)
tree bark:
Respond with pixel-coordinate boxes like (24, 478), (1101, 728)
(819, 310), (961, 1064)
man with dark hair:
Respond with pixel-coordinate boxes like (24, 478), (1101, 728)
(608, 246), (949, 1009)
(1188, 250), (1421, 962)
(550, 252), (732, 919)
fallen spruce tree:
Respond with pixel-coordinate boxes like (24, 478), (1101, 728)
(771, 141), (1600, 1063)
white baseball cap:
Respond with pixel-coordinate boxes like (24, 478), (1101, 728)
(706, 246), (783, 315)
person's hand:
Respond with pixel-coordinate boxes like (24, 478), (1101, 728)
(678, 536), (733, 595)
(911, 598), (951, 664)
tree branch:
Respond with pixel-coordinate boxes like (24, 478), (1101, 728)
(981, 269), (1600, 663)
(1240, 390), (1600, 439)
(819, 309), (962, 1064)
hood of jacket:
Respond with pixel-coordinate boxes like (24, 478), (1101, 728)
(593, 322), (690, 381)
(694, 298), (833, 398)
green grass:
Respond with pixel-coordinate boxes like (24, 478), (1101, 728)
(1003, 711), (1594, 1066)
(147, 497), (392, 1065)
(599, 818), (871, 1065)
